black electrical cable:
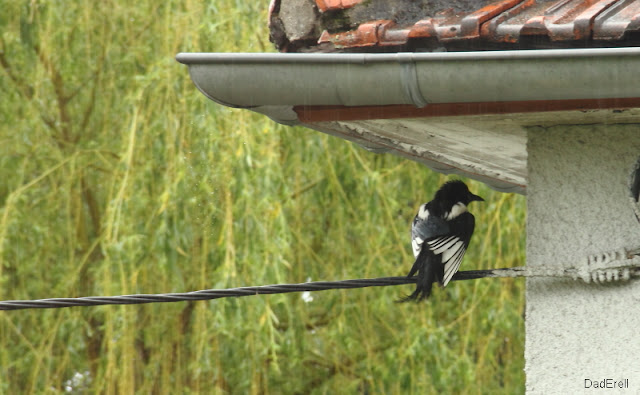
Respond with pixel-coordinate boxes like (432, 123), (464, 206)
(2, 265), (638, 311)
(0, 269), (500, 311)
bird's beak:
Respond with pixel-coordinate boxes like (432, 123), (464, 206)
(469, 193), (484, 202)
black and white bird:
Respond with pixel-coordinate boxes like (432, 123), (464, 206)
(402, 180), (484, 301)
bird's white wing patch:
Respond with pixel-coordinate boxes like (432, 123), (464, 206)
(442, 242), (466, 286)
(426, 236), (467, 287)
(429, 236), (460, 255)
(411, 236), (423, 258)
(417, 204), (429, 220)
(445, 202), (467, 220)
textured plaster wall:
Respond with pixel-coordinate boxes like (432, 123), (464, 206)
(526, 124), (640, 393)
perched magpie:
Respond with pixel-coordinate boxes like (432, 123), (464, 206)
(402, 180), (483, 301)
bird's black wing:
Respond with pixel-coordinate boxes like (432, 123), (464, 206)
(401, 204), (451, 301)
(424, 212), (475, 287)
(410, 204), (450, 259)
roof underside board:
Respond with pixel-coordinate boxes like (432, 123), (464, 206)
(309, 118), (528, 193)
(294, 108), (640, 195)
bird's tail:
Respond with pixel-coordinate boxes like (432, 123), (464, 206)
(398, 251), (438, 302)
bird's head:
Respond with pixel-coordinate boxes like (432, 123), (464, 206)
(435, 180), (484, 216)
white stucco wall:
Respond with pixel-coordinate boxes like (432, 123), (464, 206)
(526, 124), (640, 393)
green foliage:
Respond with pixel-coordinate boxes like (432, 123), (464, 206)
(0, 0), (525, 393)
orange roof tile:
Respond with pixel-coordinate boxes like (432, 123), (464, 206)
(315, 0), (364, 13)
(314, 0), (640, 49)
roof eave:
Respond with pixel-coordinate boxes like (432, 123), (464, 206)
(176, 48), (640, 194)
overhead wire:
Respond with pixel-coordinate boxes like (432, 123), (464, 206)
(2, 264), (639, 311)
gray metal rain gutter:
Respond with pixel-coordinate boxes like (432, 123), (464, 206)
(176, 48), (640, 124)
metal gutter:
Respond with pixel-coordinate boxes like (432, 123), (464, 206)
(176, 48), (640, 121)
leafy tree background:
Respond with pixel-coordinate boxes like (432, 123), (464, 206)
(0, 1), (525, 393)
